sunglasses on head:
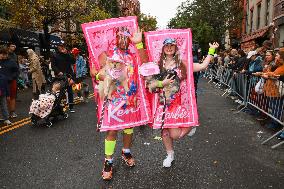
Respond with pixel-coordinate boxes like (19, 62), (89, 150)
(117, 31), (131, 37)
(163, 38), (177, 45)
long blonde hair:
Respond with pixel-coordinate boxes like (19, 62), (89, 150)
(158, 45), (187, 80)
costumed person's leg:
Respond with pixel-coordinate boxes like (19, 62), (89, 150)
(162, 128), (193, 167)
(102, 130), (117, 180)
(169, 127), (192, 139)
(122, 128), (135, 167)
(162, 128), (174, 167)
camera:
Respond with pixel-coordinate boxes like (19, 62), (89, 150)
(154, 69), (178, 81)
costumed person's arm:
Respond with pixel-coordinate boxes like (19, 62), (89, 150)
(130, 28), (149, 64)
(148, 75), (175, 92)
(193, 42), (219, 72)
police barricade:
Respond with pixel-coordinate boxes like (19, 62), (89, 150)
(215, 66), (230, 89)
(221, 67), (234, 89)
(205, 64), (219, 83)
(204, 65), (234, 90)
(205, 69), (284, 149)
(242, 75), (284, 148)
(228, 73), (248, 102)
(211, 66), (246, 100)
(203, 67), (212, 80)
(205, 66), (248, 101)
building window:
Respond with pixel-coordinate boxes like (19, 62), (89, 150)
(250, 9), (254, 33)
(265, 0), (270, 26)
(257, 4), (261, 29)
(245, 1), (249, 33)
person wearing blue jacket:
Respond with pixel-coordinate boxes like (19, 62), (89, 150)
(243, 50), (263, 74)
(71, 48), (89, 102)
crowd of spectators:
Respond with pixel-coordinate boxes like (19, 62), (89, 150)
(0, 42), (89, 125)
(206, 40), (284, 140)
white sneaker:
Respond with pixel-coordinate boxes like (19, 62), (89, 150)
(10, 112), (17, 118)
(163, 153), (174, 167)
(188, 127), (197, 137)
(4, 120), (12, 125)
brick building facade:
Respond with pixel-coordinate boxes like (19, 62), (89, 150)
(241, 0), (274, 52)
(241, 0), (284, 51)
(273, 0), (284, 47)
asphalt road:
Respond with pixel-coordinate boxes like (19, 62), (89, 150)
(0, 78), (283, 189)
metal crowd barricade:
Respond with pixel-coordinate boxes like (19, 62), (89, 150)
(204, 65), (235, 92)
(205, 68), (284, 149)
(206, 64), (218, 83)
(230, 73), (248, 102)
(218, 65), (231, 88)
(242, 75), (284, 149)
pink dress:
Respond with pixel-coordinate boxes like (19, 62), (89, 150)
(97, 47), (151, 131)
(150, 67), (199, 129)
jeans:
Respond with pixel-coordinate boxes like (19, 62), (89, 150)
(0, 96), (9, 120)
(67, 85), (74, 109)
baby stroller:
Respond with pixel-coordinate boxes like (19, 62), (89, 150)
(30, 76), (69, 127)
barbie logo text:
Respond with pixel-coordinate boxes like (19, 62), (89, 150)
(155, 106), (190, 122)
(108, 103), (141, 123)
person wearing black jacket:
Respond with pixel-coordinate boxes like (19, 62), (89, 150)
(0, 47), (13, 125)
(7, 43), (19, 118)
(0, 74), (11, 125)
(51, 43), (76, 112)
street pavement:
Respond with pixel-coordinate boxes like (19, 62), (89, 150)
(0, 78), (283, 189)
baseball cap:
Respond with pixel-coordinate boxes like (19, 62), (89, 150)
(163, 38), (177, 45)
(247, 50), (257, 59)
(71, 48), (80, 54)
